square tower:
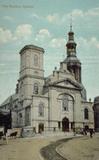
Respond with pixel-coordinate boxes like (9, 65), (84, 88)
(19, 45), (45, 106)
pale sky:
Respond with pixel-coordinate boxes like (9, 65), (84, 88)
(0, 0), (99, 104)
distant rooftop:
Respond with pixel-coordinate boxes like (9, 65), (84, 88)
(94, 96), (99, 104)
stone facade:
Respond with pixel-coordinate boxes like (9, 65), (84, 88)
(93, 97), (99, 132)
(0, 28), (94, 134)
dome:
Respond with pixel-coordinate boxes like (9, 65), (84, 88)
(80, 84), (87, 101)
(64, 56), (81, 66)
(94, 96), (99, 105)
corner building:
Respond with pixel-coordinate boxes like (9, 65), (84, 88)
(0, 28), (94, 134)
(93, 96), (99, 132)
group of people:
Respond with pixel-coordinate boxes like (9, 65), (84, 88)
(83, 128), (94, 138)
(73, 127), (95, 138)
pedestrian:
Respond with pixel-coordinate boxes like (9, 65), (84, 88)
(83, 128), (87, 135)
(73, 127), (76, 136)
(85, 129), (87, 135)
(89, 128), (93, 138)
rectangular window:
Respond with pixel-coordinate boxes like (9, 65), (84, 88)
(25, 106), (31, 126)
(38, 103), (44, 117)
(58, 121), (61, 129)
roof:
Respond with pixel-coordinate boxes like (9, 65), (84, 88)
(19, 44), (45, 54)
(0, 109), (10, 115)
(52, 78), (82, 90)
(64, 56), (81, 65)
(0, 94), (19, 107)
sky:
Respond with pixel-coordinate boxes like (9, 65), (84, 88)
(0, 0), (99, 104)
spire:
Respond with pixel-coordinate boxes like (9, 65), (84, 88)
(68, 15), (74, 41)
(66, 21), (77, 57)
(70, 24), (72, 32)
(70, 14), (72, 32)
(65, 25), (81, 83)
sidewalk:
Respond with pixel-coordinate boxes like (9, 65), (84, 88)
(57, 133), (99, 160)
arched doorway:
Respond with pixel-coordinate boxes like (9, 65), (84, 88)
(38, 123), (44, 133)
(62, 117), (69, 132)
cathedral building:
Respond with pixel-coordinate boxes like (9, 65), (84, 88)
(0, 27), (94, 135)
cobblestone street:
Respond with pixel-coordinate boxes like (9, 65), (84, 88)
(0, 133), (99, 160)
(0, 133), (72, 160)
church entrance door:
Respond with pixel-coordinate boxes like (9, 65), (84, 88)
(38, 123), (44, 133)
(62, 117), (69, 131)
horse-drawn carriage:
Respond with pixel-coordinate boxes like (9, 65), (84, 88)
(0, 126), (8, 144)
(0, 109), (12, 144)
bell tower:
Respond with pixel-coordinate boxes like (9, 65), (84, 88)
(65, 25), (81, 83)
(19, 45), (45, 103)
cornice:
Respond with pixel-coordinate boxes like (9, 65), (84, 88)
(19, 45), (44, 54)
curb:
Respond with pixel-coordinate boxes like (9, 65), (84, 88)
(39, 153), (45, 160)
(56, 144), (67, 160)
(56, 135), (83, 160)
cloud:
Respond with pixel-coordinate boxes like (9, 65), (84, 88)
(35, 29), (51, 42)
(49, 38), (65, 48)
(39, 29), (51, 37)
(31, 13), (40, 19)
(77, 36), (99, 50)
(0, 24), (33, 44)
(67, 9), (84, 20)
(46, 10), (84, 25)
(46, 7), (99, 25)
(46, 13), (60, 23)
(3, 16), (14, 21)
(67, 8), (99, 20)
(15, 24), (32, 40)
(0, 27), (13, 44)
(85, 8), (99, 16)
(76, 36), (99, 67)
(89, 37), (99, 49)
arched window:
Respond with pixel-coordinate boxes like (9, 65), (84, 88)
(62, 95), (68, 111)
(34, 55), (38, 66)
(84, 108), (89, 119)
(38, 103), (44, 117)
(14, 105), (18, 109)
(20, 81), (23, 89)
(19, 113), (22, 118)
(62, 94), (73, 111)
(34, 83), (39, 94)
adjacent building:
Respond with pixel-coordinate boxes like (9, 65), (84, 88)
(93, 96), (99, 132)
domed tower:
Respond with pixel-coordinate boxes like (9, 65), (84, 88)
(65, 25), (81, 83)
